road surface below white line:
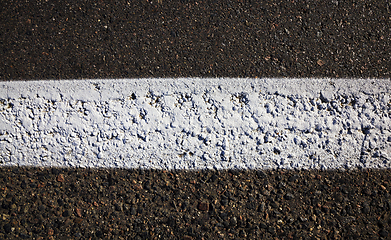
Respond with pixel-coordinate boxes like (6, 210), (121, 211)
(0, 78), (390, 170)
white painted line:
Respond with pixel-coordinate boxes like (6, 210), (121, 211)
(0, 78), (390, 170)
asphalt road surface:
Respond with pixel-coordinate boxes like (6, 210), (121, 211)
(1, 0), (391, 239)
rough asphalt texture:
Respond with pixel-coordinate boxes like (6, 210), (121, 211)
(2, 167), (391, 239)
(1, 0), (390, 80)
(1, 0), (391, 239)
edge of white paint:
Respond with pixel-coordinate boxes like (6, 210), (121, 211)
(0, 78), (390, 170)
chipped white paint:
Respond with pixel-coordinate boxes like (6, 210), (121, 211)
(0, 78), (390, 170)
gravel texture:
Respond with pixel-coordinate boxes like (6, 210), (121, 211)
(1, 167), (391, 239)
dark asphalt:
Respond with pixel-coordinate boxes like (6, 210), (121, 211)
(1, 0), (390, 80)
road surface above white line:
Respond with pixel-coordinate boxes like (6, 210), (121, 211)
(0, 78), (390, 170)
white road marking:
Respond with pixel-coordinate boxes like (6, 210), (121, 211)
(0, 78), (390, 169)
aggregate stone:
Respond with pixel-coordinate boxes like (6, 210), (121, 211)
(56, 174), (65, 183)
(198, 201), (209, 212)
(284, 193), (294, 200)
